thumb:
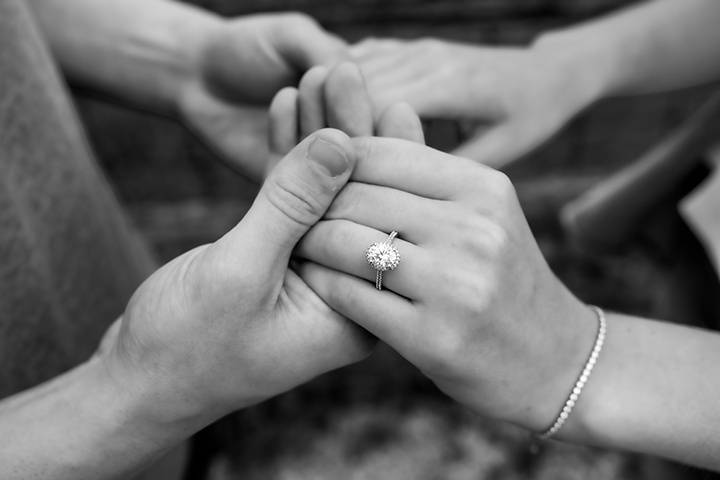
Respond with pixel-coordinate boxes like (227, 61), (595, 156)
(227, 129), (355, 270)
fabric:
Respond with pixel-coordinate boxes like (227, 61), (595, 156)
(0, 0), (156, 397)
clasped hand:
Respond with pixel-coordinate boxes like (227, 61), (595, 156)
(101, 62), (595, 438)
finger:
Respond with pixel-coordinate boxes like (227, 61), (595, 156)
(349, 38), (404, 59)
(268, 87), (299, 157)
(275, 15), (347, 70)
(452, 127), (519, 169)
(95, 318), (122, 357)
(281, 267), (376, 367)
(298, 66), (329, 139)
(350, 137), (489, 200)
(296, 219), (431, 299)
(298, 261), (419, 348)
(324, 62), (374, 136)
(325, 182), (441, 244)
(377, 102), (425, 143)
(224, 129), (355, 270)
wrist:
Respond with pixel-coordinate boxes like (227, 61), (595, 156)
(530, 29), (613, 113)
(518, 289), (600, 434)
(89, 352), (212, 444)
(0, 353), (195, 477)
(94, 323), (224, 444)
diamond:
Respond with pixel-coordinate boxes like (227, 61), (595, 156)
(366, 242), (400, 271)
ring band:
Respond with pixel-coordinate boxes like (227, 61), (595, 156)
(365, 231), (401, 290)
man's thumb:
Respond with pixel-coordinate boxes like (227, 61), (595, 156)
(228, 129), (355, 268)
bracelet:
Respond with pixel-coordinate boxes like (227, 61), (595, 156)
(538, 305), (607, 439)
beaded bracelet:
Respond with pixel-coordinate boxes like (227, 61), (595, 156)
(538, 305), (607, 439)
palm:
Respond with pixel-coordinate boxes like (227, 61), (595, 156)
(179, 13), (346, 181)
(181, 82), (269, 180)
(272, 269), (369, 383)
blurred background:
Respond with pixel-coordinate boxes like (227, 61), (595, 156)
(75, 0), (719, 478)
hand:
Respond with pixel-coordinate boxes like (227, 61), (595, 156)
(179, 13), (347, 180)
(99, 60), (423, 428)
(99, 128), (371, 428)
(350, 38), (602, 168)
(296, 138), (598, 431)
(266, 61), (425, 174)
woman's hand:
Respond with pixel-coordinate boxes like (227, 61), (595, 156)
(350, 38), (603, 168)
(297, 138), (598, 431)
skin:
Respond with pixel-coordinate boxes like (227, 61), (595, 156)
(349, 0), (720, 168)
(294, 137), (720, 471)
(268, 62), (425, 171)
(0, 126), (369, 479)
(0, 58), (420, 479)
(29, 0), (348, 180)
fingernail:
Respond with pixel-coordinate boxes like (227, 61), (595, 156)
(307, 137), (350, 177)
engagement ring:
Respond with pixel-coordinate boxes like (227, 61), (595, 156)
(366, 231), (400, 290)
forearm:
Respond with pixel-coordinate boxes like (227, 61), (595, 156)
(0, 355), (204, 479)
(561, 312), (720, 470)
(28, 0), (222, 116)
(534, 0), (720, 100)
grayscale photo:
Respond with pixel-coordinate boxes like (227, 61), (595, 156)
(1, 0), (719, 478)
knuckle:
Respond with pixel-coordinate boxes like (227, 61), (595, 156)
(477, 221), (511, 259)
(447, 207), (508, 259)
(461, 164), (490, 191)
(463, 168), (517, 212)
(282, 11), (317, 29)
(450, 208), (486, 236)
(265, 174), (326, 228)
(421, 328), (469, 378)
(487, 169), (516, 199)
(354, 37), (378, 51)
(180, 244), (247, 308)
(437, 266), (492, 311)
(353, 136), (375, 167)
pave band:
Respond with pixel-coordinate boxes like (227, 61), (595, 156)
(365, 231), (400, 290)
(538, 305), (607, 439)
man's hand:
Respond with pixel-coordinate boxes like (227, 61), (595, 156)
(0, 129), (372, 480)
(103, 59), (422, 431)
(179, 13), (347, 180)
(350, 38), (602, 168)
(31, 1), (348, 181)
(0, 55), (425, 480)
(101, 129), (371, 426)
